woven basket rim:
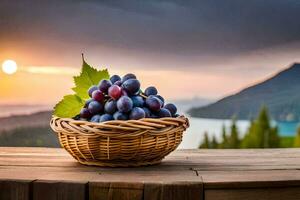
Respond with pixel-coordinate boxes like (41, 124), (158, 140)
(52, 115), (188, 124)
(50, 115), (189, 137)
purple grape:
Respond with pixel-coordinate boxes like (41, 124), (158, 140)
(131, 95), (144, 107)
(121, 89), (129, 96)
(145, 86), (158, 96)
(88, 100), (103, 114)
(164, 103), (177, 116)
(145, 96), (161, 112)
(117, 96), (133, 113)
(108, 85), (122, 100)
(92, 90), (105, 102)
(129, 107), (145, 120)
(142, 107), (151, 118)
(114, 80), (122, 86)
(90, 114), (101, 122)
(110, 75), (121, 84)
(121, 73), (136, 83)
(113, 111), (128, 120)
(98, 79), (112, 93)
(88, 85), (98, 97)
(174, 114), (180, 118)
(157, 108), (171, 118)
(100, 114), (114, 122)
(122, 79), (140, 95)
(80, 108), (92, 119)
(84, 98), (93, 108)
(104, 100), (117, 114)
(155, 95), (165, 107)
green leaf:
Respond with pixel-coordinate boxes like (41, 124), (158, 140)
(72, 55), (110, 100)
(53, 95), (84, 118)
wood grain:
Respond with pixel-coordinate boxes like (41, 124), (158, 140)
(0, 179), (32, 200)
(32, 180), (87, 200)
(144, 181), (203, 200)
(0, 148), (299, 200)
(205, 187), (300, 200)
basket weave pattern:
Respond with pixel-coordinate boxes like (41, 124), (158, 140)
(50, 116), (189, 167)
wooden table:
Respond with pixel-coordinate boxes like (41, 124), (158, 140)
(0, 148), (300, 200)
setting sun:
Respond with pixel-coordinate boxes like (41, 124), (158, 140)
(2, 60), (18, 75)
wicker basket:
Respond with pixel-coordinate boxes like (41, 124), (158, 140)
(50, 116), (189, 167)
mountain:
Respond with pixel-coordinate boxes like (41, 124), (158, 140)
(188, 63), (300, 121)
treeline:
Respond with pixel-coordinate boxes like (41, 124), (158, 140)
(200, 106), (300, 149)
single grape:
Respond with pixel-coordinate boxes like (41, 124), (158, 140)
(110, 75), (121, 84)
(145, 96), (161, 112)
(157, 108), (172, 118)
(88, 85), (98, 97)
(129, 107), (146, 120)
(80, 108), (92, 119)
(155, 95), (165, 107)
(114, 80), (122, 86)
(98, 79), (112, 93)
(174, 114), (180, 118)
(84, 98), (93, 108)
(90, 114), (101, 122)
(117, 96), (133, 113)
(122, 79), (140, 95)
(131, 95), (144, 107)
(104, 100), (117, 114)
(144, 86), (158, 96)
(164, 103), (177, 116)
(88, 100), (103, 114)
(100, 114), (114, 122)
(142, 107), (151, 118)
(113, 111), (128, 120)
(108, 85), (122, 100)
(121, 89), (129, 96)
(121, 73), (136, 83)
(92, 90), (105, 102)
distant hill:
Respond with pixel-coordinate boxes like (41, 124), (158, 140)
(0, 111), (51, 132)
(188, 63), (300, 121)
(0, 111), (59, 147)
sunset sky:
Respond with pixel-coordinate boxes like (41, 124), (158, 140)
(1, 0), (300, 105)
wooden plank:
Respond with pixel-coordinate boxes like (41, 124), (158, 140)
(205, 187), (300, 200)
(199, 170), (300, 189)
(0, 179), (32, 200)
(144, 181), (203, 200)
(89, 182), (143, 200)
(32, 180), (87, 200)
(0, 165), (197, 182)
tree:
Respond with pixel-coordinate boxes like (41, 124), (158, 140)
(199, 132), (211, 148)
(220, 124), (230, 148)
(242, 106), (280, 148)
(294, 127), (300, 147)
(211, 135), (219, 149)
(228, 118), (240, 148)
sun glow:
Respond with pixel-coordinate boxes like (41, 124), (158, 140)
(2, 60), (18, 75)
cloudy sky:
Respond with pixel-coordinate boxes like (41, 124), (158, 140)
(1, 0), (300, 104)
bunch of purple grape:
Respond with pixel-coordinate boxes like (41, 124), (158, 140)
(78, 73), (178, 123)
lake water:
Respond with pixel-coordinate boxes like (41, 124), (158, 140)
(178, 117), (299, 149)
